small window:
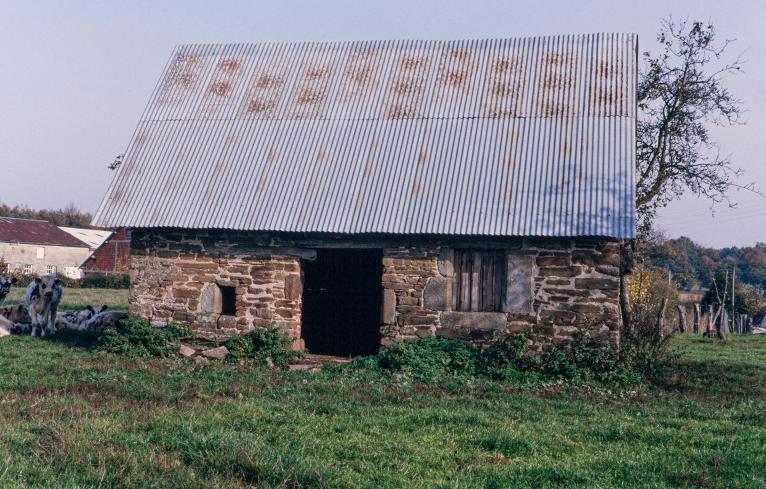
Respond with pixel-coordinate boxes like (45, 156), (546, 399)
(36, 247), (45, 259)
(46, 265), (56, 275)
(451, 250), (506, 312)
(23, 264), (32, 275)
(219, 285), (236, 316)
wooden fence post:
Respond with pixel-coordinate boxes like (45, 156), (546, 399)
(693, 304), (701, 334)
(656, 298), (668, 338)
(677, 305), (687, 333)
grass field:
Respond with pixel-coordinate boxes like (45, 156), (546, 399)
(4, 287), (129, 311)
(0, 334), (765, 488)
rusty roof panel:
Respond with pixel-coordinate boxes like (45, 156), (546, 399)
(94, 34), (637, 238)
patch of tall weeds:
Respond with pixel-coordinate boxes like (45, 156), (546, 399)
(619, 315), (676, 381)
(224, 327), (301, 368)
(96, 316), (191, 357)
(366, 336), (482, 382)
(350, 325), (672, 386)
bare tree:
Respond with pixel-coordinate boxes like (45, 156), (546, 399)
(636, 18), (759, 228)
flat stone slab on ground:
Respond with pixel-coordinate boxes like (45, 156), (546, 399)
(201, 346), (230, 359)
(287, 364), (322, 373)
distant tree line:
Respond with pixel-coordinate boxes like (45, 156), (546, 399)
(0, 202), (93, 228)
(638, 234), (766, 318)
(639, 234), (766, 291)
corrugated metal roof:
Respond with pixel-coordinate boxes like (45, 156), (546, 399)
(93, 34), (637, 238)
(0, 218), (90, 248)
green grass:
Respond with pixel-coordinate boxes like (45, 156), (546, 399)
(0, 335), (765, 488)
(4, 287), (129, 311)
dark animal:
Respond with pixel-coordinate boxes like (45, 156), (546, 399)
(0, 275), (17, 305)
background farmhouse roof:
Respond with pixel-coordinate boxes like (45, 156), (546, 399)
(93, 34), (637, 238)
(0, 218), (90, 248)
(58, 227), (113, 250)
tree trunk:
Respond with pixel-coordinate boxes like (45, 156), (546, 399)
(712, 306), (720, 334)
(620, 274), (632, 338)
(656, 298), (668, 338)
(693, 304), (701, 334)
(619, 242), (634, 338)
(677, 305), (687, 333)
(704, 304), (716, 338)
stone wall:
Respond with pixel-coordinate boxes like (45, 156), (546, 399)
(129, 230), (622, 351)
(130, 230), (305, 347)
(380, 238), (622, 349)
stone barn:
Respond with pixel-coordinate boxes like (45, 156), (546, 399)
(93, 34), (637, 356)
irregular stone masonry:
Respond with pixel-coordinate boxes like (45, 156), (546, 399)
(130, 230), (303, 347)
(129, 230), (622, 351)
(381, 238), (621, 350)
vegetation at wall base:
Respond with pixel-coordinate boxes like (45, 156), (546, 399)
(95, 316), (191, 357)
(344, 330), (658, 388)
(224, 327), (302, 368)
(39, 316), (301, 367)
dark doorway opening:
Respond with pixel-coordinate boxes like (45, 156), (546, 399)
(301, 249), (383, 357)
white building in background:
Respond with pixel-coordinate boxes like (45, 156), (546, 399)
(0, 218), (91, 279)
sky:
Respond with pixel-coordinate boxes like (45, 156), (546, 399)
(0, 0), (763, 248)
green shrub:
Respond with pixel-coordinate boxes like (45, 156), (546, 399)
(13, 274), (82, 288)
(224, 327), (301, 368)
(96, 316), (191, 357)
(81, 274), (130, 289)
(536, 331), (617, 379)
(620, 332), (675, 381)
(357, 336), (482, 382)
(480, 330), (536, 379)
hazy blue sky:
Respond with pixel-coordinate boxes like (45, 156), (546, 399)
(1, 0), (763, 247)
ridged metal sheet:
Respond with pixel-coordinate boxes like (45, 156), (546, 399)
(93, 34), (637, 238)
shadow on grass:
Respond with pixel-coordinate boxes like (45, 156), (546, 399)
(657, 338), (766, 400)
(660, 360), (766, 399)
(41, 330), (102, 350)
